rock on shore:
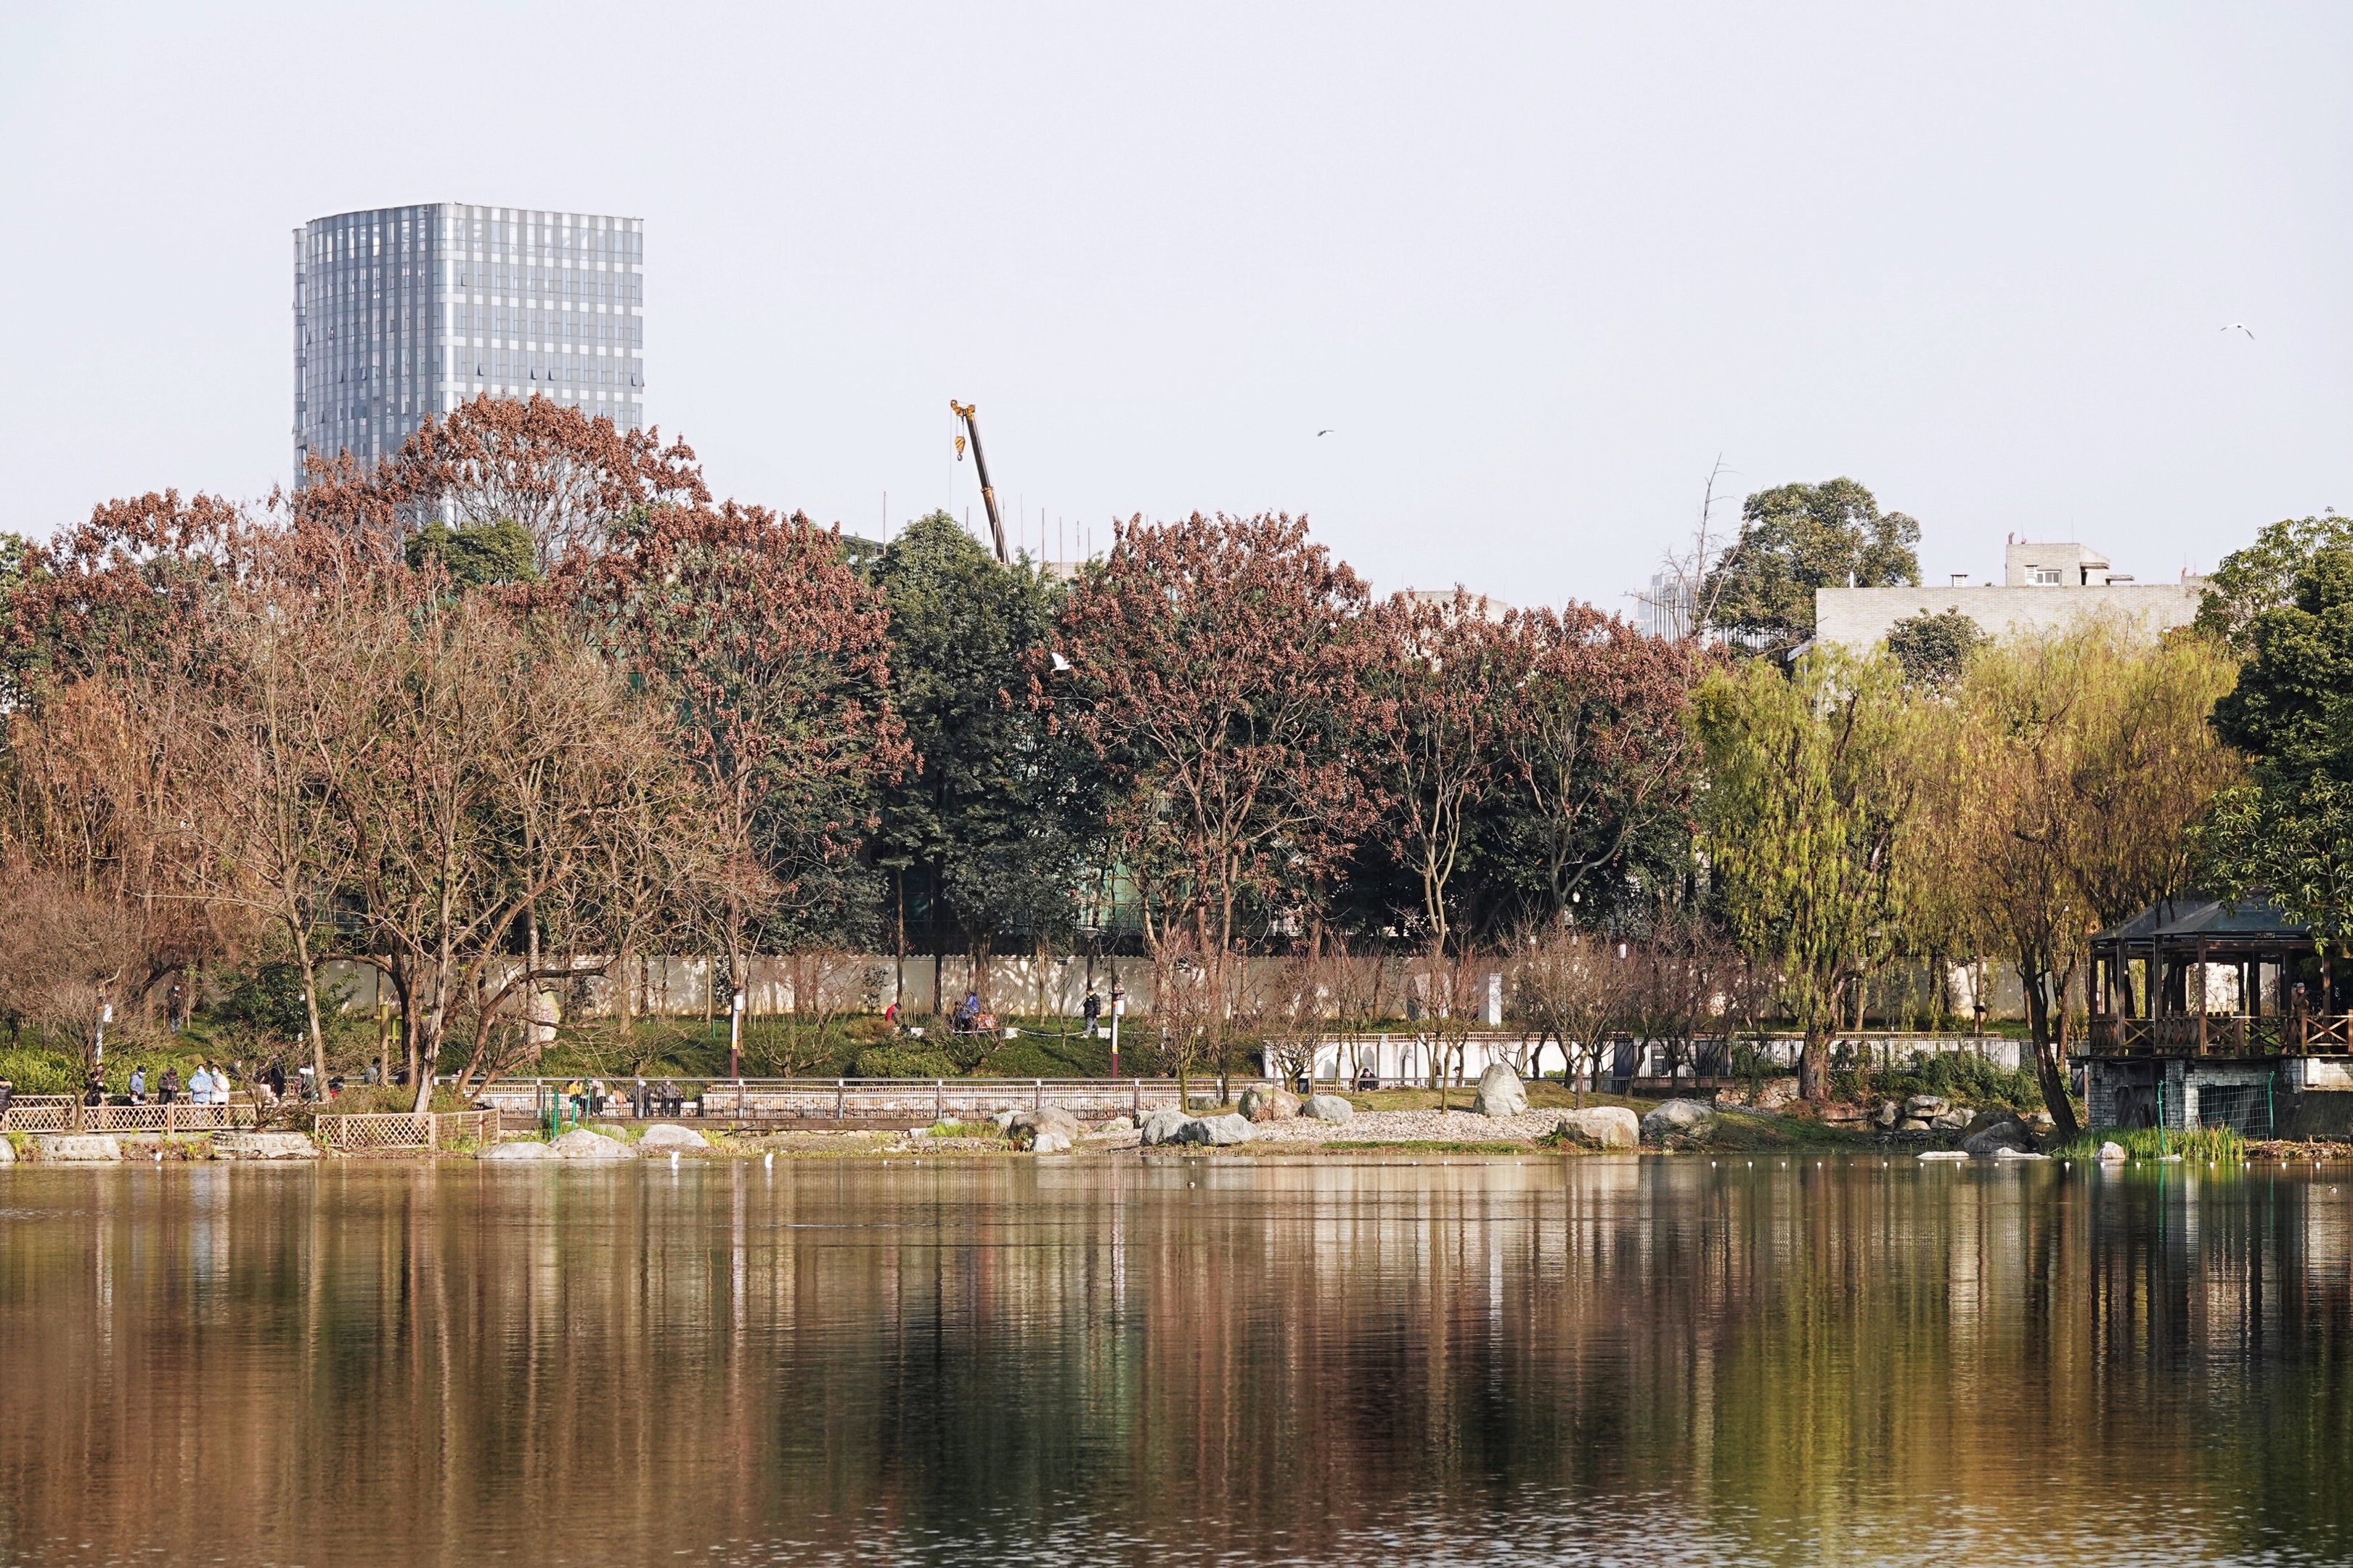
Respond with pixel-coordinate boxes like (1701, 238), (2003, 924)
(1551, 1108), (1640, 1149)
(1140, 1108), (1192, 1147)
(639, 1124), (709, 1151)
(1302, 1094), (1355, 1124)
(1177, 1114), (1255, 1146)
(481, 1140), (551, 1161)
(1472, 1064), (1529, 1118)
(550, 1128), (634, 1161)
(1007, 1107), (1081, 1148)
(1641, 1100), (1716, 1143)
(1238, 1085), (1300, 1122)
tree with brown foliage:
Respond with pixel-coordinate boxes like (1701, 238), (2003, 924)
(1051, 513), (1381, 1092)
(1496, 606), (1703, 925)
(1372, 589), (1518, 955)
(295, 393), (707, 571)
(566, 502), (908, 1021)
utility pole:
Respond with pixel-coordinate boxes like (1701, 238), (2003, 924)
(949, 400), (1008, 563)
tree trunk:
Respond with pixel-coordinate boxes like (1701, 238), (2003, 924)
(1798, 1024), (1827, 1102)
(288, 918), (329, 1096)
(2023, 965), (2081, 1138)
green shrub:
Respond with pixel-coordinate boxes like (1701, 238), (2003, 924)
(852, 1045), (961, 1079)
(0, 1046), (77, 1095)
(1829, 1049), (2047, 1111)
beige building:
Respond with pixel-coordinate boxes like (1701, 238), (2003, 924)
(1814, 539), (2204, 650)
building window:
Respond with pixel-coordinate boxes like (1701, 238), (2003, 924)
(2033, 569), (2062, 585)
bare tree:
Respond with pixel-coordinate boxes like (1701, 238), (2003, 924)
(1509, 927), (1628, 1108)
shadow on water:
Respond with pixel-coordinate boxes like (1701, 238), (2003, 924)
(1, 1153), (2350, 1565)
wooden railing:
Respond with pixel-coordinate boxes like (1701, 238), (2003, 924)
(2086, 1014), (2351, 1058)
(315, 1109), (497, 1152)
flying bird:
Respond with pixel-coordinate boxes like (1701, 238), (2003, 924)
(1050, 651), (1073, 673)
(2221, 323), (2255, 339)
(1317, 429), (1334, 436)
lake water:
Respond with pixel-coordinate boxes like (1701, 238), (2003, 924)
(1, 1153), (2349, 1567)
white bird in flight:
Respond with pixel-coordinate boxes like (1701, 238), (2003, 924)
(2221, 323), (2254, 339)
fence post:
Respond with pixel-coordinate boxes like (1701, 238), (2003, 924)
(1034, 1079), (1043, 1110)
(165, 1103), (175, 1137)
(427, 1114), (439, 1151)
(935, 1079), (943, 1122)
(1133, 1079), (1141, 1116)
(835, 1079), (844, 1119)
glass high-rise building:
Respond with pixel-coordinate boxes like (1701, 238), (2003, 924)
(293, 203), (644, 479)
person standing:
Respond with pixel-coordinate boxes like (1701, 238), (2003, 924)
(129, 1066), (147, 1105)
(1082, 988), (1102, 1040)
(158, 1065), (180, 1106)
(188, 1063), (213, 1107)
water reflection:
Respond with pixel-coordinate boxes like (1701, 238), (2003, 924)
(1, 1156), (2349, 1565)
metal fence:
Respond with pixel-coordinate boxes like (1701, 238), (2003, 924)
(2197, 1082), (2276, 1140)
(315, 1109), (499, 1152)
(476, 1077), (1235, 1124)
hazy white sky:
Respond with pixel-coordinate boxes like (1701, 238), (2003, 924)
(3, 3), (2348, 612)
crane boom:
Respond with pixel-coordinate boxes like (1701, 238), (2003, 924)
(949, 401), (1008, 563)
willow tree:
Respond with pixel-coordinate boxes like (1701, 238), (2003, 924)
(1917, 621), (2240, 1134)
(1694, 649), (1918, 1101)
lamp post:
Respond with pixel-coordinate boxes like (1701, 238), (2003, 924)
(1109, 986), (1125, 1078)
(729, 989), (746, 1082)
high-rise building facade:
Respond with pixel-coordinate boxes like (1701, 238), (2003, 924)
(293, 203), (644, 478)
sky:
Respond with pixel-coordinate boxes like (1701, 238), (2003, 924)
(2, 2), (2349, 613)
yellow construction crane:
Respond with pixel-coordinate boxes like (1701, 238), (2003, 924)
(950, 400), (1008, 563)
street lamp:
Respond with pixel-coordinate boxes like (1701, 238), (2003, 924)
(729, 989), (746, 1082)
(1109, 985), (1125, 1078)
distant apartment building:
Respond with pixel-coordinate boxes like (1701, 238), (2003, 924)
(1814, 539), (2204, 650)
(293, 203), (643, 479)
(1640, 571), (1695, 641)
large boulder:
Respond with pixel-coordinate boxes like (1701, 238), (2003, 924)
(481, 1140), (551, 1161)
(1818, 1102), (1866, 1125)
(1472, 1063), (1529, 1118)
(1007, 1107), (1082, 1147)
(1874, 1101), (1901, 1130)
(1931, 1105), (1974, 1131)
(1905, 1093), (1948, 1119)
(1302, 1093), (1355, 1124)
(0, 1135), (12, 1164)
(1030, 1130), (1072, 1153)
(1551, 1107), (1640, 1149)
(1176, 1114), (1255, 1146)
(2097, 1140), (2128, 1162)
(1641, 1100), (1716, 1143)
(550, 1127), (635, 1161)
(1237, 1085), (1300, 1123)
(212, 1132), (319, 1161)
(36, 1134), (121, 1163)
(1960, 1114), (2035, 1158)
(639, 1123), (709, 1151)
(1140, 1108), (1192, 1147)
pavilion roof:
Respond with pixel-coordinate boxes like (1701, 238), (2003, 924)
(2093, 894), (2309, 945)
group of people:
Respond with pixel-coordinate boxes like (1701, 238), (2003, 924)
(107, 1060), (239, 1107)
